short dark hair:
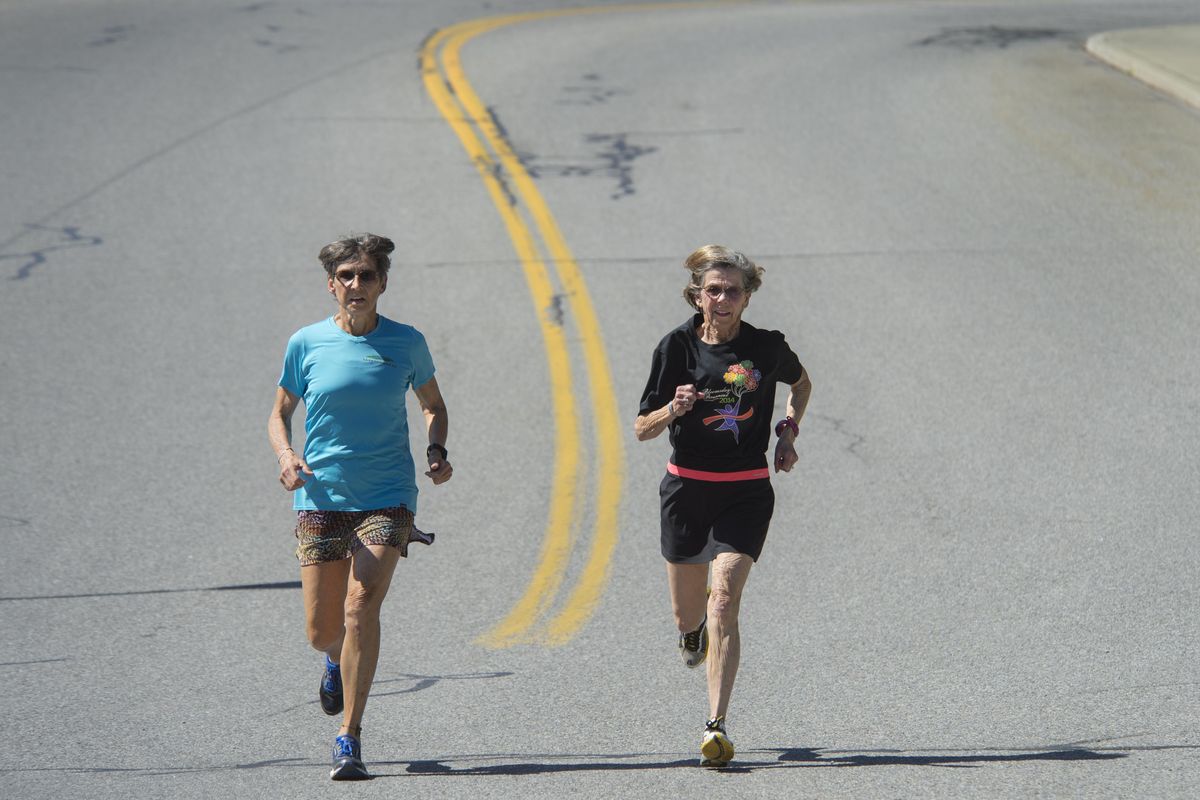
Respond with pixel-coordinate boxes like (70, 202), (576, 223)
(318, 233), (395, 277)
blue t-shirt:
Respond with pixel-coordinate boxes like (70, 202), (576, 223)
(278, 316), (436, 512)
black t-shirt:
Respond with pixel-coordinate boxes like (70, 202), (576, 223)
(638, 314), (804, 472)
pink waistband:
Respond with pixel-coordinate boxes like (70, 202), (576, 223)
(666, 462), (770, 482)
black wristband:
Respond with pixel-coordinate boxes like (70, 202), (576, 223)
(426, 443), (448, 461)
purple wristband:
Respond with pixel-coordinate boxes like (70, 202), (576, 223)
(774, 417), (799, 437)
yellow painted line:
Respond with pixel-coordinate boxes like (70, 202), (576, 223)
(438, 20), (627, 646)
(425, 1), (745, 646)
(421, 22), (579, 647)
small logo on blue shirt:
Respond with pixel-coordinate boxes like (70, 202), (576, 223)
(363, 355), (397, 367)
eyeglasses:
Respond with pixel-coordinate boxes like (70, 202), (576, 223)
(702, 284), (744, 301)
(334, 268), (380, 287)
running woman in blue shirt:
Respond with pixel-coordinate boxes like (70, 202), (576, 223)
(268, 233), (453, 780)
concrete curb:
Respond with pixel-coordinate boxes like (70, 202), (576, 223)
(1086, 27), (1200, 112)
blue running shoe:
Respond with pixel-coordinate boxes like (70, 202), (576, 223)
(319, 656), (343, 716)
(330, 733), (368, 780)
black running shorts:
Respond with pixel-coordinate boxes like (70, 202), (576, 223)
(659, 473), (775, 563)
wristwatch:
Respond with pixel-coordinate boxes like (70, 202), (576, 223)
(426, 443), (448, 461)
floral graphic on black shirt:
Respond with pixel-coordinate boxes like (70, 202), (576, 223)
(701, 361), (761, 443)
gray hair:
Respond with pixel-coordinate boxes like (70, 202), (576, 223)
(318, 233), (395, 277)
(682, 244), (764, 310)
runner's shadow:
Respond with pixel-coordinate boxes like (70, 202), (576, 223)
(392, 756), (697, 776)
(372, 744), (1127, 776)
(20, 742), (1139, 779)
(270, 671), (514, 717)
(770, 747), (1128, 768)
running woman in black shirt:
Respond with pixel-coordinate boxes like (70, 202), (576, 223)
(635, 245), (811, 768)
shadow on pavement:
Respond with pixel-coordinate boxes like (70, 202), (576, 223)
(0, 580), (302, 602)
(769, 746), (1126, 767)
(18, 741), (1182, 779)
(373, 743), (1130, 777)
(268, 670), (515, 717)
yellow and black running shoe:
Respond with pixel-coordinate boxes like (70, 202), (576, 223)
(700, 716), (734, 767)
(679, 617), (708, 668)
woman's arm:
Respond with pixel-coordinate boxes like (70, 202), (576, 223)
(634, 383), (702, 441)
(786, 365), (812, 424)
(634, 403), (675, 441)
(413, 376), (452, 485)
(773, 366), (812, 473)
(268, 386), (312, 490)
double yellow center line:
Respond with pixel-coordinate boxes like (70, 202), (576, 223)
(421, 2), (743, 646)
(420, 9), (625, 647)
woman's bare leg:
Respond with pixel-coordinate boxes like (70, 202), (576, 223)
(302, 559), (353, 660)
(338, 544), (402, 736)
(706, 552), (753, 720)
(665, 561), (709, 633)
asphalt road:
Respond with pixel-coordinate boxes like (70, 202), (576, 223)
(2, 1), (1198, 798)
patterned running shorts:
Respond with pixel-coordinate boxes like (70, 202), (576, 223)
(294, 506), (414, 566)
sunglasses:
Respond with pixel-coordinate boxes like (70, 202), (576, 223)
(334, 268), (380, 287)
(702, 284), (744, 301)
